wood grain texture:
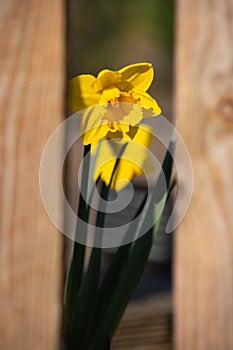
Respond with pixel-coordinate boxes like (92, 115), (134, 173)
(174, 0), (233, 349)
(0, 0), (65, 349)
(112, 294), (172, 350)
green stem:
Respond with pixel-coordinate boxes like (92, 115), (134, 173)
(74, 144), (127, 349)
(91, 191), (148, 332)
(72, 182), (109, 349)
(64, 144), (91, 335)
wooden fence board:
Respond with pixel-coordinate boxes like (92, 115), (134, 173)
(0, 0), (65, 349)
(174, 0), (233, 349)
(112, 294), (172, 350)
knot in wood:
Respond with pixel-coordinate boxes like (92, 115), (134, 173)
(216, 96), (233, 123)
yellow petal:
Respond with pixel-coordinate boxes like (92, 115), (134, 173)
(94, 144), (139, 190)
(118, 126), (154, 180)
(93, 128), (154, 190)
(99, 86), (121, 104)
(93, 140), (115, 184)
(133, 125), (153, 147)
(81, 105), (108, 145)
(125, 125), (138, 140)
(107, 124), (132, 142)
(82, 124), (109, 145)
(123, 138), (153, 173)
(111, 159), (141, 190)
(132, 89), (162, 115)
(118, 92), (137, 104)
(118, 63), (154, 91)
(68, 74), (100, 112)
(94, 69), (121, 92)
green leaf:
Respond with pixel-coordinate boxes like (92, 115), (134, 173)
(90, 191), (148, 336)
(87, 139), (102, 203)
(89, 140), (175, 348)
(89, 220), (154, 350)
(71, 143), (127, 349)
(64, 144), (91, 333)
(162, 139), (174, 189)
(71, 182), (109, 349)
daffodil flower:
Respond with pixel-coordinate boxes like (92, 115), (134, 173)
(68, 62), (161, 145)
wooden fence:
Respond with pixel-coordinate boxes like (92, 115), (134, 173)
(0, 1), (64, 349)
(0, 0), (232, 349)
(174, 0), (233, 349)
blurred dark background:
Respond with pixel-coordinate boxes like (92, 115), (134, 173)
(67, 0), (174, 118)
